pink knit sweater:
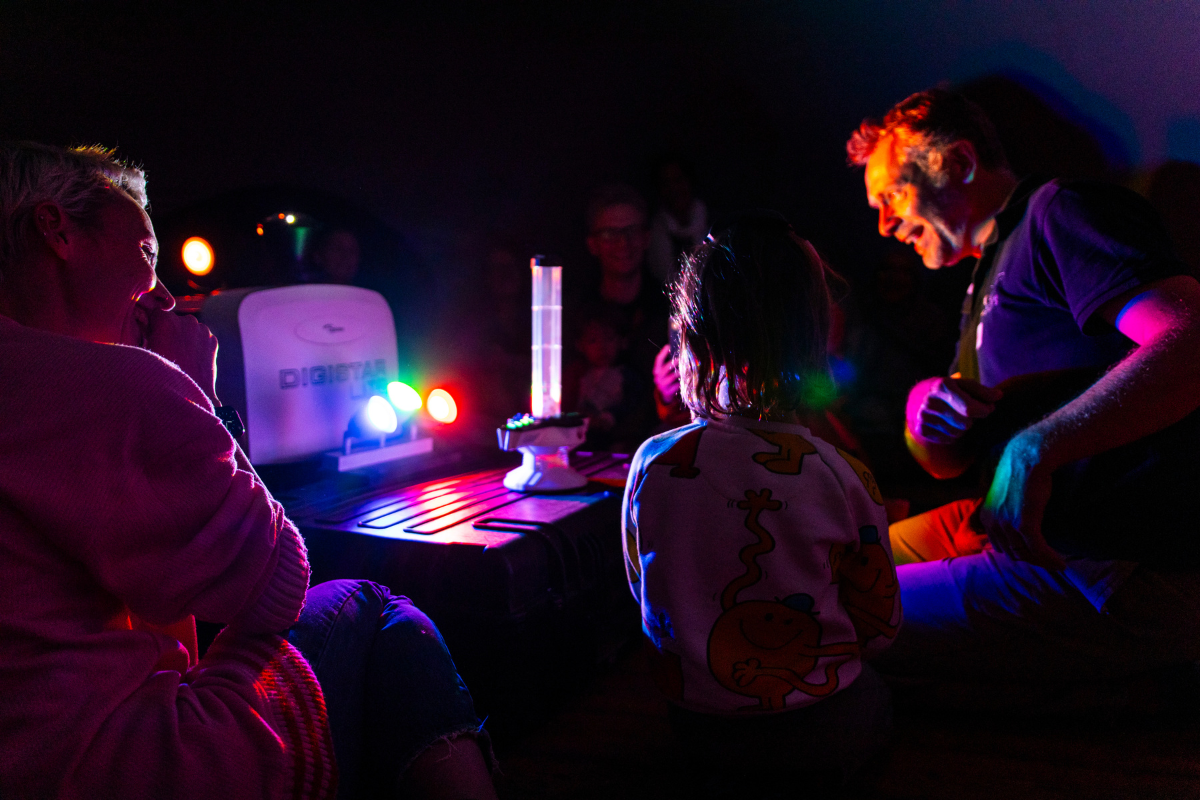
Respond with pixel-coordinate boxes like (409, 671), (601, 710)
(0, 316), (336, 799)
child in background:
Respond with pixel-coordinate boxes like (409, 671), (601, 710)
(571, 308), (653, 453)
(622, 212), (900, 797)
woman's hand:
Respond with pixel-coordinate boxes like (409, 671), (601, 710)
(139, 306), (220, 406)
(652, 344), (680, 404)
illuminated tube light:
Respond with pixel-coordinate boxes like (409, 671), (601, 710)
(427, 389), (457, 424)
(531, 257), (562, 418)
(386, 381), (423, 413)
(181, 237), (214, 276)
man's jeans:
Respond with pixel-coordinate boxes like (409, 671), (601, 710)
(878, 499), (1200, 712)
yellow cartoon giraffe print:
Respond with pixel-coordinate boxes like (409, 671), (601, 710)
(748, 429), (818, 475)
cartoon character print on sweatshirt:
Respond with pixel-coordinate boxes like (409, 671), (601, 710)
(626, 427), (707, 586)
(748, 429), (818, 475)
(653, 426), (705, 478)
(829, 525), (899, 647)
(836, 447), (883, 505)
(706, 489), (859, 711)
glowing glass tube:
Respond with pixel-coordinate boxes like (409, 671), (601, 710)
(530, 257), (562, 419)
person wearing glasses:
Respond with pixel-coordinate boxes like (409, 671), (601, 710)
(564, 184), (673, 446)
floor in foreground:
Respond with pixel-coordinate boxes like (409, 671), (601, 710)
(492, 647), (1200, 800)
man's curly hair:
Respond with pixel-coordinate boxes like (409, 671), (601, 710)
(847, 88), (1008, 188)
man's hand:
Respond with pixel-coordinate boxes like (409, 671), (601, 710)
(652, 344), (680, 404)
(973, 429), (1066, 571)
(907, 375), (1003, 445)
(138, 306), (220, 406)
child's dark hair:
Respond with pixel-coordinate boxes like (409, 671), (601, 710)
(672, 211), (842, 421)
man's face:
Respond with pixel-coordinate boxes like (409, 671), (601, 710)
(864, 134), (972, 269)
(317, 230), (361, 283)
(587, 204), (649, 279)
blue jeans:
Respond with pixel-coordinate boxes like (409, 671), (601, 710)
(287, 580), (492, 799)
(879, 501), (1200, 713)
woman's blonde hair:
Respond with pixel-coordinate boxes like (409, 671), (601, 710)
(0, 142), (146, 277)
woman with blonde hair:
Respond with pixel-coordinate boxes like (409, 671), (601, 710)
(0, 142), (495, 800)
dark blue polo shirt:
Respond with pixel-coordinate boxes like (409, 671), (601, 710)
(957, 177), (1199, 568)
(959, 177), (1184, 386)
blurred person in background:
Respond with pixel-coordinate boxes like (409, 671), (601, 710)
(306, 225), (363, 284)
(564, 184), (669, 448)
(647, 156), (709, 287)
(569, 305), (654, 453)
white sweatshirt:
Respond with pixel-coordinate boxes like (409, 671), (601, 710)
(623, 415), (898, 715)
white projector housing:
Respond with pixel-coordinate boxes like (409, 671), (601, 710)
(201, 285), (399, 465)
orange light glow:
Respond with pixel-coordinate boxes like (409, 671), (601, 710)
(256, 224), (264, 236)
(278, 213), (286, 219)
(427, 389), (458, 423)
(181, 237), (215, 276)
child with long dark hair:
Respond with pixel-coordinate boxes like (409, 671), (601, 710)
(622, 212), (900, 796)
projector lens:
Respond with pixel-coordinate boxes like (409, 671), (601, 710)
(365, 395), (398, 434)
(427, 389), (457, 423)
(387, 381), (423, 412)
(181, 237), (214, 276)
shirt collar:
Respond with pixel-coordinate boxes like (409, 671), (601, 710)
(986, 174), (1050, 247)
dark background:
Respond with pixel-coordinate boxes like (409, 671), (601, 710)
(5, 2), (1196, 280)
(3, 1), (1198, 468)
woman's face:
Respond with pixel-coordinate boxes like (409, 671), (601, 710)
(75, 191), (174, 343)
(83, 191), (159, 299)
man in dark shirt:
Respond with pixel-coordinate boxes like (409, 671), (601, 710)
(564, 185), (670, 450)
(847, 89), (1200, 702)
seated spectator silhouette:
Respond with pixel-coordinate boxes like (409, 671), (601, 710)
(647, 156), (709, 286)
(306, 225), (363, 284)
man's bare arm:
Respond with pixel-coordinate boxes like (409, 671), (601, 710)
(977, 274), (1200, 568)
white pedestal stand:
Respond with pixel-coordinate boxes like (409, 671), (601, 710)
(497, 417), (589, 492)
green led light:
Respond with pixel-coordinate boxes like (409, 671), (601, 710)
(800, 371), (839, 410)
(387, 381), (423, 412)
